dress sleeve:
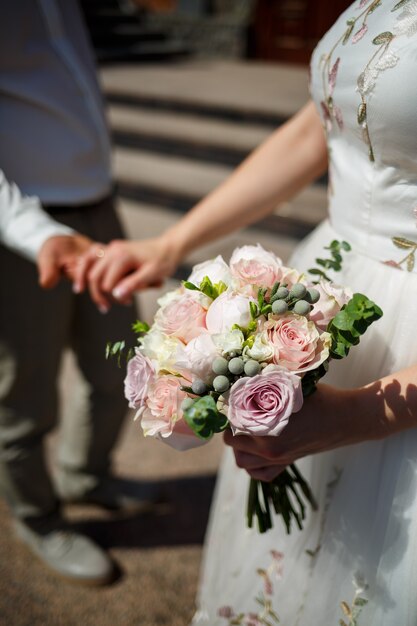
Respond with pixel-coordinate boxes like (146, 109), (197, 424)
(0, 170), (75, 262)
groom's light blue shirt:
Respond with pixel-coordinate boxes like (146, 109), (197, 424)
(0, 0), (113, 259)
(0, 0), (112, 207)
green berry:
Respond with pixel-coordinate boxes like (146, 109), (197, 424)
(306, 288), (320, 304)
(293, 300), (311, 316)
(290, 283), (307, 299)
(213, 375), (230, 393)
(191, 379), (207, 395)
(275, 286), (289, 299)
(181, 397), (194, 412)
(212, 356), (229, 376)
(244, 360), (261, 377)
(228, 357), (244, 375)
(272, 300), (288, 315)
(229, 351), (237, 358)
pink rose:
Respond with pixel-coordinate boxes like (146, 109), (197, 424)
(310, 280), (353, 331)
(230, 244), (282, 289)
(264, 314), (331, 373)
(139, 375), (204, 451)
(155, 292), (207, 343)
(228, 367), (303, 436)
(124, 350), (155, 409)
(206, 291), (254, 334)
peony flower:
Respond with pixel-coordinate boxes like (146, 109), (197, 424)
(155, 291), (208, 343)
(178, 332), (220, 384)
(264, 314), (331, 374)
(309, 279), (352, 331)
(276, 265), (306, 288)
(230, 244), (282, 289)
(138, 375), (204, 451)
(206, 291), (254, 334)
(228, 366), (303, 436)
(187, 255), (232, 287)
(139, 329), (186, 374)
(124, 349), (155, 409)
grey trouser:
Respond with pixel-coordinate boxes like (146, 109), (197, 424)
(0, 195), (136, 520)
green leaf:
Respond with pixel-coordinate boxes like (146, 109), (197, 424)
(250, 301), (259, 320)
(372, 31), (394, 45)
(357, 102), (367, 124)
(270, 281), (280, 299)
(200, 276), (216, 299)
(132, 320), (150, 334)
(407, 254), (415, 272)
(354, 597), (368, 607)
(182, 280), (199, 291)
(215, 280), (228, 296)
(111, 340), (125, 355)
(183, 395), (228, 440)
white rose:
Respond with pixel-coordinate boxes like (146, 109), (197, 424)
(188, 255), (232, 287)
(139, 330), (186, 374)
(243, 331), (274, 362)
(212, 329), (245, 355)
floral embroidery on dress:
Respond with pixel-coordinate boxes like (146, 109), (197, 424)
(218, 551), (283, 625)
(318, 0), (417, 162)
(339, 575), (369, 626)
(385, 235), (417, 270)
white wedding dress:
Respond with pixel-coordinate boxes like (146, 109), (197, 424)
(192, 1), (417, 624)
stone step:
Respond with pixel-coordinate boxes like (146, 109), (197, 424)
(101, 60), (310, 121)
(95, 40), (191, 64)
(113, 147), (327, 240)
(108, 104), (273, 167)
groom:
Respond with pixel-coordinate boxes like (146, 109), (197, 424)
(0, 1), (143, 585)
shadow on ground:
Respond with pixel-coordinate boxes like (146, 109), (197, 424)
(72, 473), (216, 550)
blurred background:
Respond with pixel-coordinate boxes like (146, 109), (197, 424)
(0, 1), (351, 624)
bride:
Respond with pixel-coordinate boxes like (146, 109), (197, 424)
(75, 1), (417, 623)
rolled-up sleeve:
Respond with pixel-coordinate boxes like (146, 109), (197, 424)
(0, 170), (74, 262)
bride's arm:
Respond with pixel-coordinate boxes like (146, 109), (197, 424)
(224, 364), (417, 481)
(74, 100), (327, 308)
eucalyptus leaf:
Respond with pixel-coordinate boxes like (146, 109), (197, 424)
(183, 395), (228, 440)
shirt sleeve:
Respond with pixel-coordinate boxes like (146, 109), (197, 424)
(0, 170), (74, 262)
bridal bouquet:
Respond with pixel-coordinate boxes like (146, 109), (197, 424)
(111, 242), (382, 534)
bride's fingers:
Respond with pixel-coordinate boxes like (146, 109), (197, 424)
(101, 256), (140, 294)
(247, 465), (286, 482)
(112, 262), (163, 300)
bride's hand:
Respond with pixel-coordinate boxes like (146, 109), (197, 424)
(223, 383), (383, 481)
(73, 236), (182, 311)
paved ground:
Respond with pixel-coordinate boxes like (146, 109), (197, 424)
(0, 60), (315, 626)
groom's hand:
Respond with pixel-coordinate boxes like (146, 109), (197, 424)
(37, 234), (92, 289)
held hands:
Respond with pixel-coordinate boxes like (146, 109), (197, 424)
(72, 236), (181, 310)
